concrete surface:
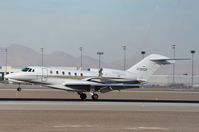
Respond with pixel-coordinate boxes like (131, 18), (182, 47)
(0, 110), (198, 132)
(0, 83), (199, 100)
(0, 83), (199, 132)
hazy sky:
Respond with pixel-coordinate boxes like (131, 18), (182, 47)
(0, 0), (198, 62)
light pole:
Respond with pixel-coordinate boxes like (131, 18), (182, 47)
(0, 48), (2, 67)
(5, 48), (8, 75)
(172, 45), (176, 84)
(141, 51), (146, 59)
(80, 47), (83, 70)
(41, 48), (44, 67)
(190, 50), (195, 87)
(122, 46), (126, 70)
(41, 48), (44, 83)
(97, 52), (104, 69)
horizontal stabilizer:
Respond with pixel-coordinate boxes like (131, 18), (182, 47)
(151, 58), (190, 65)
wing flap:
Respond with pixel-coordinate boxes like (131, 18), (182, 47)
(46, 84), (75, 91)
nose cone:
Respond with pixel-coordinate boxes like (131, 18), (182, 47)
(4, 73), (13, 80)
(4, 74), (11, 80)
(4, 73), (19, 80)
(4, 72), (29, 84)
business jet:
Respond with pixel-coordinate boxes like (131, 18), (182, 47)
(5, 54), (174, 100)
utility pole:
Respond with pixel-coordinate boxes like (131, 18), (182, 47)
(80, 47), (83, 70)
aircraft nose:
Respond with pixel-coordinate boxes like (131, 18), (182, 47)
(4, 74), (13, 80)
(4, 73), (18, 80)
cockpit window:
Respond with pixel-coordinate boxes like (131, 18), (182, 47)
(22, 67), (30, 72)
(22, 67), (34, 72)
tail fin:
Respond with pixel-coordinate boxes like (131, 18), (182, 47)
(127, 54), (172, 81)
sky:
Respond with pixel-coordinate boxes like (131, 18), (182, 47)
(0, 0), (198, 62)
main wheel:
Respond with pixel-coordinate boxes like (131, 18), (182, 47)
(17, 87), (22, 92)
(92, 94), (99, 100)
(80, 93), (87, 100)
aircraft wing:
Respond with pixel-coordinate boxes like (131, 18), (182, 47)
(45, 79), (141, 93)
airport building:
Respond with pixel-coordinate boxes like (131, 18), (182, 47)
(148, 75), (199, 87)
(0, 66), (21, 80)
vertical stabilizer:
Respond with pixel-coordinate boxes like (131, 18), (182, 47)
(127, 54), (170, 81)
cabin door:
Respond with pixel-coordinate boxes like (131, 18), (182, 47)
(41, 68), (48, 82)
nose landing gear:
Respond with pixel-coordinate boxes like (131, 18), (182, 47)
(17, 84), (22, 92)
(17, 87), (22, 92)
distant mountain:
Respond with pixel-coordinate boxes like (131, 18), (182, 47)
(0, 44), (101, 68)
(4, 44), (41, 67)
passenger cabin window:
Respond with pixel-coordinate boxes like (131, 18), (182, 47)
(74, 73), (77, 76)
(68, 72), (71, 76)
(62, 71), (65, 75)
(56, 71), (59, 74)
(80, 73), (83, 77)
(50, 70), (53, 74)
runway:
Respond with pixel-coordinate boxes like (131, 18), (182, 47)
(0, 100), (199, 132)
(0, 84), (199, 111)
(0, 84), (199, 131)
(0, 99), (199, 112)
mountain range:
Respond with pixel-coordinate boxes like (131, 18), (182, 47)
(0, 44), (122, 69)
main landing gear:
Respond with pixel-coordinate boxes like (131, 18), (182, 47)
(79, 93), (87, 100)
(91, 93), (99, 100)
(78, 92), (99, 101)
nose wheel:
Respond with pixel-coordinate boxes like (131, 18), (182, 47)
(17, 84), (22, 92)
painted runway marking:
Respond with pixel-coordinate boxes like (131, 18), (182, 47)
(53, 124), (94, 128)
(124, 126), (168, 131)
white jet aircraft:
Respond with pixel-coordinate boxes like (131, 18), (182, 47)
(5, 54), (173, 100)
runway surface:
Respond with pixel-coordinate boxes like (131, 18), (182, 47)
(0, 84), (199, 131)
(0, 100), (199, 132)
(0, 99), (199, 112)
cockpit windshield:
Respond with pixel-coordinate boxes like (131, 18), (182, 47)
(22, 67), (34, 72)
(22, 67), (29, 72)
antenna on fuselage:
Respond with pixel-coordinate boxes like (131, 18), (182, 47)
(98, 68), (103, 77)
